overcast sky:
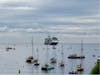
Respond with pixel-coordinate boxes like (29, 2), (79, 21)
(0, 0), (100, 39)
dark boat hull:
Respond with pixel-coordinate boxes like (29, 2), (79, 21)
(68, 56), (85, 59)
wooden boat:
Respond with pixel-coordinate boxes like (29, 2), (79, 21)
(76, 65), (84, 72)
(76, 41), (85, 73)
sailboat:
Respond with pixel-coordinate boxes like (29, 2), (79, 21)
(68, 41), (85, 59)
(41, 36), (55, 71)
(26, 37), (34, 64)
(34, 48), (40, 66)
(76, 40), (84, 73)
(6, 44), (16, 52)
(68, 60), (77, 74)
(59, 44), (65, 67)
(26, 36), (39, 64)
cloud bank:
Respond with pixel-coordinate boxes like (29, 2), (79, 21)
(0, 0), (99, 39)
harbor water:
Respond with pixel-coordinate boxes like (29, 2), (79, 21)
(0, 32), (99, 75)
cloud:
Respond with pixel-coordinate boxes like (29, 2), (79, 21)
(45, 15), (100, 24)
(0, 7), (36, 10)
(0, 0), (99, 39)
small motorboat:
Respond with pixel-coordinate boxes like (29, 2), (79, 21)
(41, 64), (54, 71)
(26, 56), (34, 64)
(76, 65), (84, 72)
(6, 47), (15, 51)
(50, 57), (57, 64)
(69, 71), (78, 74)
(60, 63), (65, 67)
(34, 59), (40, 66)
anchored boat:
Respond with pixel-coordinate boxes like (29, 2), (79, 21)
(26, 56), (34, 64)
(59, 44), (65, 67)
(68, 54), (85, 59)
(76, 65), (84, 72)
(34, 48), (40, 66)
(68, 40), (85, 59)
(41, 64), (54, 71)
(26, 36), (39, 64)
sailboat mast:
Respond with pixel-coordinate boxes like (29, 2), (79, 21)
(81, 40), (83, 57)
(46, 45), (49, 64)
(36, 48), (39, 60)
(61, 44), (64, 63)
(80, 40), (83, 67)
(31, 36), (34, 57)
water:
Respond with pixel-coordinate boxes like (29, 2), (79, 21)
(0, 32), (99, 75)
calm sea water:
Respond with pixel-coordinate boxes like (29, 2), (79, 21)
(0, 32), (99, 75)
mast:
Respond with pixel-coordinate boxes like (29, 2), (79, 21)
(80, 40), (83, 67)
(31, 35), (34, 57)
(36, 48), (39, 60)
(81, 40), (83, 57)
(46, 45), (49, 64)
(61, 44), (64, 63)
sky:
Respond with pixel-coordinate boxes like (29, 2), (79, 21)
(0, 0), (100, 39)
